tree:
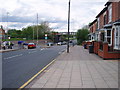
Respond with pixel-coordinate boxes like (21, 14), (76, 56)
(7, 29), (22, 38)
(76, 28), (89, 45)
(21, 21), (52, 40)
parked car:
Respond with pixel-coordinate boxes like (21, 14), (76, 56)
(47, 42), (54, 46)
(62, 41), (67, 45)
(28, 43), (36, 49)
(57, 42), (62, 45)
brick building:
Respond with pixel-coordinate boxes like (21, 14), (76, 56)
(0, 26), (5, 40)
(87, 1), (120, 59)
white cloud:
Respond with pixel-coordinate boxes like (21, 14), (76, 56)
(0, 0), (108, 32)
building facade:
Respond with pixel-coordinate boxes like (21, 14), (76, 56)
(87, 1), (120, 59)
(0, 26), (5, 40)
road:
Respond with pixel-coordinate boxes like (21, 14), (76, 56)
(2, 45), (66, 88)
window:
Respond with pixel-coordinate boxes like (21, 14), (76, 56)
(97, 18), (100, 29)
(108, 4), (112, 22)
(105, 30), (112, 45)
(95, 32), (99, 41)
(114, 26), (120, 50)
(100, 32), (105, 42)
(104, 15), (107, 25)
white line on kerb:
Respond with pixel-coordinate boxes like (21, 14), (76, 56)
(4, 54), (23, 60)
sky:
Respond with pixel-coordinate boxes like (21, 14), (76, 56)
(0, 0), (109, 32)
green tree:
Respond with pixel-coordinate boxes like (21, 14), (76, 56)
(76, 28), (89, 45)
(21, 21), (52, 40)
(7, 29), (22, 38)
(22, 26), (33, 40)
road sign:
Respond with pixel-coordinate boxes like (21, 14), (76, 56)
(45, 37), (48, 40)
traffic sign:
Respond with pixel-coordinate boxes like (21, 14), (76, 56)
(45, 37), (48, 40)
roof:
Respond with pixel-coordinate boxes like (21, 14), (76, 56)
(96, 7), (108, 18)
(105, 2), (112, 6)
(89, 19), (97, 27)
(0, 28), (5, 31)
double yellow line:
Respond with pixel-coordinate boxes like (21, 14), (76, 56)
(18, 59), (56, 90)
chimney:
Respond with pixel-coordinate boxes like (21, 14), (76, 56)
(1, 25), (3, 29)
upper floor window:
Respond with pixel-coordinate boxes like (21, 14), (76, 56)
(104, 15), (107, 25)
(97, 18), (100, 29)
(108, 4), (112, 23)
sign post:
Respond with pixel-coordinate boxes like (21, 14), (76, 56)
(45, 34), (48, 45)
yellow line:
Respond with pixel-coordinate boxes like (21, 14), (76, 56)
(18, 59), (56, 90)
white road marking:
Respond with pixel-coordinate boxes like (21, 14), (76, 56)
(4, 54), (23, 60)
(28, 51), (37, 54)
(41, 48), (44, 50)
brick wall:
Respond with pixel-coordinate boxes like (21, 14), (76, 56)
(112, 2), (119, 22)
(98, 42), (120, 59)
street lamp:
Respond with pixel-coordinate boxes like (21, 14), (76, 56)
(37, 13), (39, 45)
(6, 12), (9, 37)
(67, 0), (71, 53)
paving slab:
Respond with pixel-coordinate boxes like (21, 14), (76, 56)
(29, 46), (118, 89)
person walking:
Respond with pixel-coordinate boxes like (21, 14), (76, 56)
(2, 41), (7, 50)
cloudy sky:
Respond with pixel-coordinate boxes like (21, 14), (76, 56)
(0, 0), (109, 32)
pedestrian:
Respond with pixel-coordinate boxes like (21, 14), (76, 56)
(72, 42), (75, 47)
(23, 43), (28, 49)
(2, 41), (7, 50)
(8, 41), (12, 49)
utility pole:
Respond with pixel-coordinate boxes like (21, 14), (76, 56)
(6, 12), (9, 32)
(37, 13), (39, 45)
(33, 22), (35, 43)
(67, 0), (71, 53)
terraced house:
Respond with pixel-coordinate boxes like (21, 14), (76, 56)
(88, 1), (120, 59)
(0, 25), (5, 40)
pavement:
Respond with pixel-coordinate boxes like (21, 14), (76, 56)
(0, 47), (19, 53)
(28, 45), (118, 89)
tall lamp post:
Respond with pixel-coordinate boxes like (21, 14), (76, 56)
(37, 13), (39, 45)
(7, 12), (9, 38)
(67, 0), (71, 53)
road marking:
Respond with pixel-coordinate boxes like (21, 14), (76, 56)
(28, 51), (37, 54)
(41, 48), (44, 50)
(4, 54), (23, 60)
(18, 59), (56, 90)
(58, 52), (62, 54)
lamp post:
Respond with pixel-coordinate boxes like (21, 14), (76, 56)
(67, 0), (71, 53)
(6, 12), (9, 38)
(37, 13), (39, 45)
(33, 22), (35, 42)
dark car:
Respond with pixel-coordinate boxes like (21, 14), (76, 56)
(28, 43), (36, 49)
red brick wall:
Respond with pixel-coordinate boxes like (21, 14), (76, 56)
(89, 26), (93, 33)
(112, 2), (119, 22)
(93, 22), (97, 33)
(0, 29), (5, 35)
(99, 13), (104, 29)
(98, 42), (120, 59)
(94, 41), (100, 54)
